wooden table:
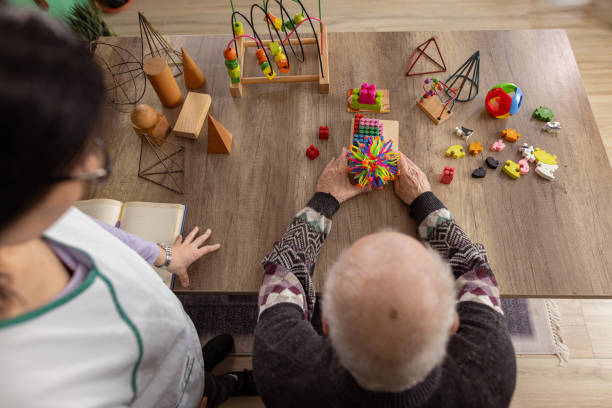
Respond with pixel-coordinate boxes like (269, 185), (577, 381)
(90, 30), (612, 297)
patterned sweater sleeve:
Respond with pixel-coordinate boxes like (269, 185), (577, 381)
(409, 192), (503, 314)
(259, 192), (340, 321)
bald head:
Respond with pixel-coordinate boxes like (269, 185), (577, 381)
(322, 231), (456, 392)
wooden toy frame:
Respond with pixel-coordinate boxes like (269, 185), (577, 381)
(229, 24), (329, 97)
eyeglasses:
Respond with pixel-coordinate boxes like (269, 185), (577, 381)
(49, 138), (111, 184)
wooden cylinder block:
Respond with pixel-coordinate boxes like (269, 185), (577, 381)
(143, 57), (183, 108)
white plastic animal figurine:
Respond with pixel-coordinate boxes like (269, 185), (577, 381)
(455, 126), (473, 142)
(543, 121), (562, 133)
(518, 143), (535, 162)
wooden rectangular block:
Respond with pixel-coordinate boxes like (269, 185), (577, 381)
(173, 92), (212, 139)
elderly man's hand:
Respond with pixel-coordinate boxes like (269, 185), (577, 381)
(317, 147), (370, 204)
(394, 153), (431, 205)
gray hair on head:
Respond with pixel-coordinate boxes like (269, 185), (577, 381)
(322, 231), (456, 392)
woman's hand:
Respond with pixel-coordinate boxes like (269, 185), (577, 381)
(316, 147), (370, 204)
(393, 153), (431, 205)
(162, 227), (220, 288)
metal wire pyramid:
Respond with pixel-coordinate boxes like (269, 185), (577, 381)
(445, 51), (480, 102)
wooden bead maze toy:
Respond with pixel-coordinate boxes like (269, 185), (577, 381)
(416, 77), (457, 125)
(223, 0), (329, 97)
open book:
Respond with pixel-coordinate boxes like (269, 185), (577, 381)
(75, 199), (187, 289)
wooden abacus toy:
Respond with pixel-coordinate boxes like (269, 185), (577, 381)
(222, 0), (329, 97)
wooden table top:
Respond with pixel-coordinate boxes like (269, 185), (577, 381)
(90, 30), (612, 298)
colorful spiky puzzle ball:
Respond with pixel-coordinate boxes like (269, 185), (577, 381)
(346, 136), (400, 189)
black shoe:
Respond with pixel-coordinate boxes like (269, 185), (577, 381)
(227, 369), (258, 396)
(202, 334), (234, 371)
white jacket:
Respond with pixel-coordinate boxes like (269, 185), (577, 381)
(0, 207), (204, 407)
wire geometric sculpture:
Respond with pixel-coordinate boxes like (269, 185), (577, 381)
(445, 50), (480, 102)
(91, 41), (147, 113)
(406, 37), (446, 77)
(138, 11), (183, 77)
(138, 133), (185, 194)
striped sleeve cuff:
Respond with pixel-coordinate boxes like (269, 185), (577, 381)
(258, 264), (308, 320)
(456, 267), (503, 314)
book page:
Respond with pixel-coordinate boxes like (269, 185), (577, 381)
(74, 199), (123, 227)
(121, 202), (185, 288)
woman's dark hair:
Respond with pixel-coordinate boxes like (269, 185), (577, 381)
(0, 4), (105, 232)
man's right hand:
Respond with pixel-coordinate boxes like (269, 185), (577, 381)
(393, 153), (431, 205)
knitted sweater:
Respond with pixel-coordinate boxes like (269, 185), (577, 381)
(253, 192), (516, 408)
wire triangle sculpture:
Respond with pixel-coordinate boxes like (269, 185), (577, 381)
(445, 50), (480, 102)
(138, 134), (185, 194)
(405, 37), (446, 76)
(138, 11), (183, 77)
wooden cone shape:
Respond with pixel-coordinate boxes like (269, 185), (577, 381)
(207, 114), (232, 154)
(182, 48), (206, 90)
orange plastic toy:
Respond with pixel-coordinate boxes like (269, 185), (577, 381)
(468, 142), (483, 155)
(501, 128), (521, 143)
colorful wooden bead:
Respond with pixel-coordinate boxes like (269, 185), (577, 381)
(269, 41), (281, 56)
(261, 63), (276, 79)
(224, 48), (240, 83)
(233, 22), (244, 36)
(294, 12), (305, 24)
(255, 49), (267, 65)
(264, 12), (282, 30)
(225, 58), (239, 69)
(223, 48), (237, 61)
(278, 60), (291, 73)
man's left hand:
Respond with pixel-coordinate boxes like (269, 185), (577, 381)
(316, 147), (370, 204)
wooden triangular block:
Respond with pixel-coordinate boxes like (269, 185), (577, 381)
(182, 48), (206, 90)
(208, 114), (232, 154)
